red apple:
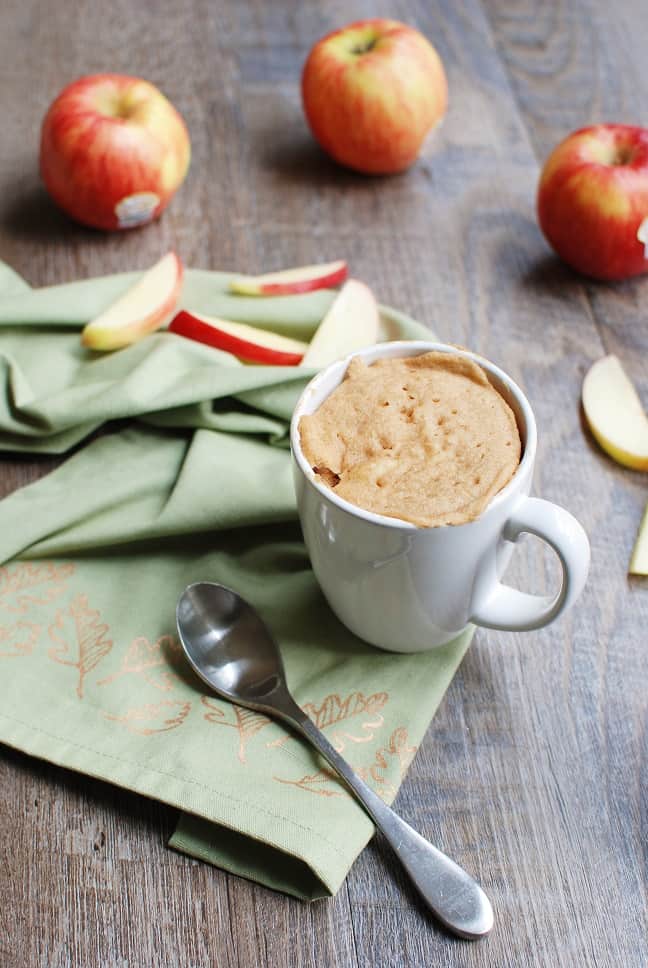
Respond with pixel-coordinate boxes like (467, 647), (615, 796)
(40, 74), (191, 231)
(301, 18), (448, 175)
(229, 260), (348, 295)
(169, 311), (308, 365)
(537, 124), (648, 280)
(81, 252), (183, 350)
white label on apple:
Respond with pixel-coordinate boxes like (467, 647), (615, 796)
(637, 216), (648, 259)
(115, 192), (160, 228)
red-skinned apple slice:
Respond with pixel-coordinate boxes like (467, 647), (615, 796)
(300, 279), (379, 368)
(229, 260), (348, 296)
(81, 252), (183, 350)
(168, 310), (308, 365)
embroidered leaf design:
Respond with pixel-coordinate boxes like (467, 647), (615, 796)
(97, 634), (183, 691)
(48, 594), (112, 698)
(104, 700), (191, 734)
(201, 696), (227, 724)
(274, 768), (343, 797)
(267, 690), (389, 751)
(329, 719), (386, 754)
(0, 621), (41, 658)
(201, 696), (271, 763)
(0, 562), (75, 616)
(368, 727), (418, 800)
(303, 691), (388, 730)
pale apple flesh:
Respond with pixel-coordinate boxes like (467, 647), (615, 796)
(169, 311), (308, 365)
(302, 18), (448, 175)
(582, 354), (648, 471)
(537, 124), (648, 280)
(629, 502), (648, 575)
(40, 74), (191, 231)
(81, 252), (183, 351)
(300, 279), (379, 368)
(229, 260), (348, 295)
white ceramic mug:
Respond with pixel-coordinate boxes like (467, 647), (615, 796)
(290, 341), (590, 653)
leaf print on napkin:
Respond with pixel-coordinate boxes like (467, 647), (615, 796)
(303, 691), (388, 729)
(366, 727), (418, 801)
(0, 562), (74, 616)
(0, 620), (41, 658)
(273, 725), (416, 801)
(274, 768), (343, 798)
(201, 696), (271, 763)
(271, 691), (391, 795)
(267, 690), (388, 753)
(48, 594), (112, 698)
(104, 700), (191, 735)
(97, 634), (184, 692)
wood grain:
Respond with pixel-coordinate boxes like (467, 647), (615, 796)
(1, 1), (646, 966)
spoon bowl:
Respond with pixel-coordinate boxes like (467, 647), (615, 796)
(177, 581), (286, 705)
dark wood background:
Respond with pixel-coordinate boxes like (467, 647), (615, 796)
(1, 1), (646, 965)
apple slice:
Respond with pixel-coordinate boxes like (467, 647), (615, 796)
(300, 279), (379, 369)
(229, 260), (347, 296)
(168, 310), (308, 365)
(582, 355), (648, 471)
(81, 252), (183, 351)
(629, 502), (648, 575)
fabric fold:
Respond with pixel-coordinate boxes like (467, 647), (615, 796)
(0, 261), (471, 899)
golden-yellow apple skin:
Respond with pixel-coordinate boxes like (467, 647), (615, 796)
(302, 19), (448, 175)
(537, 124), (648, 280)
(587, 424), (648, 471)
(40, 74), (191, 231)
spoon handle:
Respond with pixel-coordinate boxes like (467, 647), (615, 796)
(275, 692), (493, 940)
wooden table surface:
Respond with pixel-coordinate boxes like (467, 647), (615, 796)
(1, 2), (646, 966)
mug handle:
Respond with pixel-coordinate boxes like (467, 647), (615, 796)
(470, 496), (590, 631)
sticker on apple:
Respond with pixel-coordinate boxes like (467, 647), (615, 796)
(637, 216), (648, 259)
(115, 192), (161, 229)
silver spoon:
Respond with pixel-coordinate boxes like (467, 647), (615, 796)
(176, 581), (493, 940)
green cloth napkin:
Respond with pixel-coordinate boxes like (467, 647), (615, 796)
(0, 261), (472, 899)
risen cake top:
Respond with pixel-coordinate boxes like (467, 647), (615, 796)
(298, 351), (522, 527)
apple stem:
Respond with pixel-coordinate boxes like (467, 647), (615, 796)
(351, 38), (377, 55)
